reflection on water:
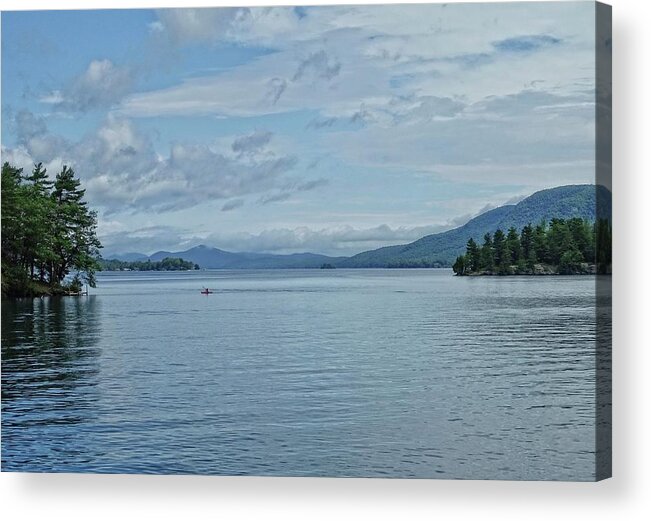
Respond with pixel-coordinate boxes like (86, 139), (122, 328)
(595, 275), (612, 480)
(2, 296), (102, 470)
(1, 270), (606, 480)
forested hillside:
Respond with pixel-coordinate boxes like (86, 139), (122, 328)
(339, 185), (611, 268)
(452, 218), (612, 276)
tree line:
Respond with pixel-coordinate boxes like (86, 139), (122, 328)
(1, 162), (102, 297)
(452, 217), (612, 276)
(100, 257), (199, 271)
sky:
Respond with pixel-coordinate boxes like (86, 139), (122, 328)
(1, 2), (601, 257)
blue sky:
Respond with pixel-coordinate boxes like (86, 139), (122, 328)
(1, 2), (600, 256)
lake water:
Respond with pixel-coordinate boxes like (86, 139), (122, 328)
(1, 269), (609, 480)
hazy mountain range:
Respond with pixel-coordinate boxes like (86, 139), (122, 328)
(104, 184), (611, 269)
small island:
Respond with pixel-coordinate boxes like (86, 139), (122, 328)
(452, 218), (611, 276)
(99, 257), (200, 272)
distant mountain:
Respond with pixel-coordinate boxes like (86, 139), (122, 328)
(103, 252), (150, 262)
(148, 245), (345, 269)
(338, 184), (611, 268)
(103, 185), (611, 269)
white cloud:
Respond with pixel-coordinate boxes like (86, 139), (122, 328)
(221, 199), (245, 212)
(123, 3), (594, 118)
(231, 129), (273, 156)
(99, 194), (520, 257)
(154, 7), (245, 45)
(46, 59), (134, 112)
(116, 3), (597, 191)
(152, 6), (325, 48)
(3, 3), (602, 258)
(321, 88), (596, 187)
(101, 224), (203, 256)
(12, 109), (47, 139)
(2, 111), (328, 214)
(102, 221), (468, 257)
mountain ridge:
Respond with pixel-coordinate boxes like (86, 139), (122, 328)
(102, 184), (611, 269)
(339, 184), (611, 267)
(145, 245), (345, 269)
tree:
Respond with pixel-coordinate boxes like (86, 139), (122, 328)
(1, 162), (102, 297)
(452, 255), (467, 276)
(24, 163), (56, 281)
(454, 216), (609, 277)
(558, 250), (584, 274)
(492, 229), (510, 272)
(98, 257), (199, 272)
(547, 219), (579, 265)
(50, 166), (102, 287)
(520, 224), (535, 266)
(465, 237), (481, 272)
(596, 219), (612, 274)
(532, 221), (549, 264)
(1, 163), (27, 295)
(506, 227), (522, 265)
(568, 218), (595, 263)
(479, 233), (494, 271)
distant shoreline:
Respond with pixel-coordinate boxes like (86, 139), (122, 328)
(95, 266), (605, 274)
(98, 257), (199, 272)
(4, 267), (604, 300)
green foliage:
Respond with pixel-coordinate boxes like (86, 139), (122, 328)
(596, 219), (612, 274)
(520, 224), (535, 266)
(458, 217), (611, 276)
(452, 255), (467, 275)
(1, 162), (102, 297)
(532, 222), (549, 264)
(466, 238), (480, 271)
(67, 274), (83, 294)
(492, 229), (509, 268)
(480, 233), (494, 271)
(506, 227), (521, 265)
(386, 259), (445, 268)
(99, 257), (199, 271)
(558, 250), (584, 275)
(339, 184), (611, 268)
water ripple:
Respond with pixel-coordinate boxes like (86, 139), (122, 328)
(2, 270), (608, 480)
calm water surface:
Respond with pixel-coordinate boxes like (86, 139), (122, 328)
(2, 269), (606, 479)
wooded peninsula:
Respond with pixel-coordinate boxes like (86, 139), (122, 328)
(2, 162), (102, 297)
(452, 218), (612, 276)
(99, 258), (200, 271)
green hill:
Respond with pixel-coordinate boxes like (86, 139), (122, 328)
(338, 185), (611, 268)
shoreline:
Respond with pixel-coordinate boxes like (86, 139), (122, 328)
(3, 267), (608, 299)
(454, 262), (609, 277)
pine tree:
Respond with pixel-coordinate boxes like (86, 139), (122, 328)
(520, 224), (535, 266)
(465, 237), (480, 272)
(567, 218), (594, 263)
(480, 233), (493, 271)
(492, 229), (510, 271)
(23, 163), (56, 281)
(452, 255), (467, 275)
(532, 222), (549, 264)
(1, 163), (27, 294)
(596, 219), (612, 274)
(547, 219), (578, 265)
(506, 227), (522, 265)
(1, 162), (102, 296)
(455, 216), (610, 277)
(51, 166), (102, 287)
